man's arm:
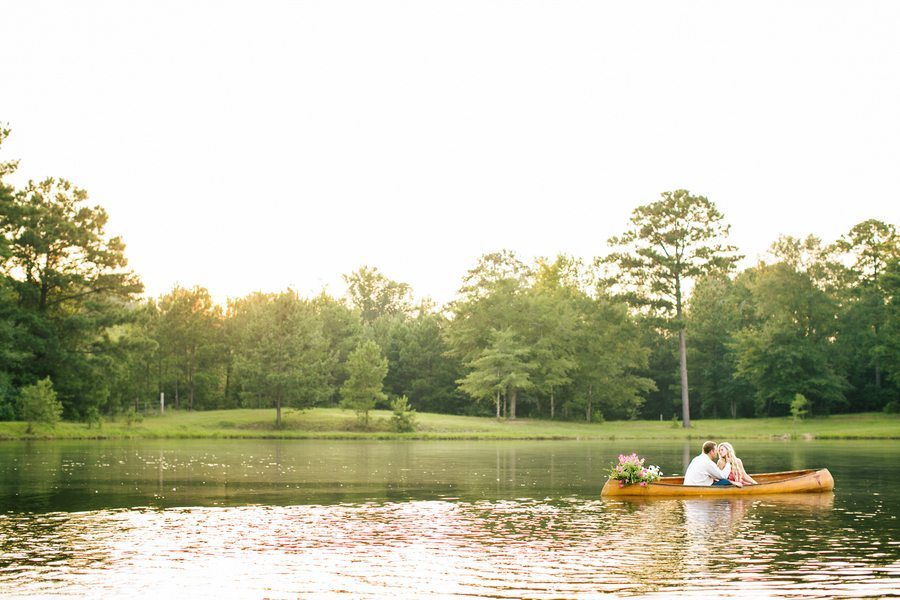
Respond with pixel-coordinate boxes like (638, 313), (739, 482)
(706, 460), (743, 487)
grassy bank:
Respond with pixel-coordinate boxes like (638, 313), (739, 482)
(0, 408), (898, 441)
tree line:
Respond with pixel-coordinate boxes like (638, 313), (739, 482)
(1, 126), (898, 426)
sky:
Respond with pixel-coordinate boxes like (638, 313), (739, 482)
(1, 1), (898, 306)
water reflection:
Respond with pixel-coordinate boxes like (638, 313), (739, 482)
(0, 440), (898, 597)
(2, 493), (895, 598)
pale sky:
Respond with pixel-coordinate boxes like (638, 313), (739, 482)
(1, 1), (898, 306)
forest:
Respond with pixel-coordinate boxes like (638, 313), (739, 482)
(1, 125), (898, 425)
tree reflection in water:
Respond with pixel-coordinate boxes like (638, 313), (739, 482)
(604, 493), (838, 595)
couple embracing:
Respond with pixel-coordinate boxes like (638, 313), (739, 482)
(684, 440), (759, 487)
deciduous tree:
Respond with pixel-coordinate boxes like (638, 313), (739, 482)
(232, 291), (332, 427)
(731, 261), (846, 416)
(457, 328), (534, 420)
(340, 339), (388, 426)
(343, 266), (412, 323)
(155, 286), (224, 410)
(686, 274), (755, 418)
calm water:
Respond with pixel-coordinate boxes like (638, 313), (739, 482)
(0, 439), (897, 598)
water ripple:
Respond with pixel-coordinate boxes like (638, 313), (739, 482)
(1, 496), (898, 598)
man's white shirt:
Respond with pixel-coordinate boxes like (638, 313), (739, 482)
(683, 454), (729, 486)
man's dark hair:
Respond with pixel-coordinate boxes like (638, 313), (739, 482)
(702, 441), (717, 454)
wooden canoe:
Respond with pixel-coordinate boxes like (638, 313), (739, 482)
(601, 468), (834, 497)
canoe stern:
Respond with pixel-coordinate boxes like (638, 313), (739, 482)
(814, 468), (835, 492)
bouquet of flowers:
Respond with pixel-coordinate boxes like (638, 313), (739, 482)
(609, 453), (663, 487)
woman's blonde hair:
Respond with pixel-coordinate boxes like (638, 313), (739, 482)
(718, 442), (736, 462)
(717, 442), (743, 477)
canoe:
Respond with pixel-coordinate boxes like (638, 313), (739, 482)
(601, 468), (834, 497)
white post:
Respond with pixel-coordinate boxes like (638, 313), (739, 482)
(160, 392), (165, 415)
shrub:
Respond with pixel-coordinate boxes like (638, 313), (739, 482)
(17, 377), (63, 433)
(791, 393), (809, 421)
(390, 395), (417, 433)
(125, 406), (144, 427)
(85, 406), (102, 429)
(884, 400), (900, 414)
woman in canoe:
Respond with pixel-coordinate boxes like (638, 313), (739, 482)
(717, 442), (759, 485)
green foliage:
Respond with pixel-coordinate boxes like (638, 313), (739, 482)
(884, 400), (900, 414)
(832, 219), (898, 285)
(343, 266), (413, 323)
(0, 125), (20, 261)
(609, 453), (662, 485)
(124, 406), (144, 427)
(758, 230), (900, 414)
(85, 406), (102, 429)
(529, 258), (580, 418)
(445, 250), (532, 365)
(603, 190), (741, 321)
(0, 138), (143, 419)
(883, 259), (900, 391)
(0, 401), (14, 421)
(390, 395), (417, 432)
(0, 127), (898, 427)
(567, 295), (655, 422)
(17, 377), (62, 432)
(633, 323), (679, 420)
(378, 310), (467, 415)
(0, 371), (17, 420)
(156, 286), (224, 411)
(99, 303), (160, 415)
(309, 292), (364, 404)
(340, 339), (388, 427)
(232, 291), (334, 427)
(686, 274), (755, 418)
(448, 252), (653, 422)
(732, 260), (847, 416)
(791, 393), (809, 421)
(603, 189), (741, 427)
(457, 327), (535, 420)
(447, 251), (535, 420)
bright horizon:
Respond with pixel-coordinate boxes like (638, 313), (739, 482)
(2, 1), (898, 306)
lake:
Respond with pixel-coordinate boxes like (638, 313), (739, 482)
(1, 439), (897, 598)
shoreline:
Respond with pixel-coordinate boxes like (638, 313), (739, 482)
(1, 408), (897, 442)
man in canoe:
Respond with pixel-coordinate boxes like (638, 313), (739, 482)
(683, 441), (743, 487)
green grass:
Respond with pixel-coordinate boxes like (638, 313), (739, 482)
(0, 408), (898, 441)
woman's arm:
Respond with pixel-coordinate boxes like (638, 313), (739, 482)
(735, 458), (758, 485)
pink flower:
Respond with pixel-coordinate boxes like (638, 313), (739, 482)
(640, 482), (647, 487)
(619, 481), (624, 488)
